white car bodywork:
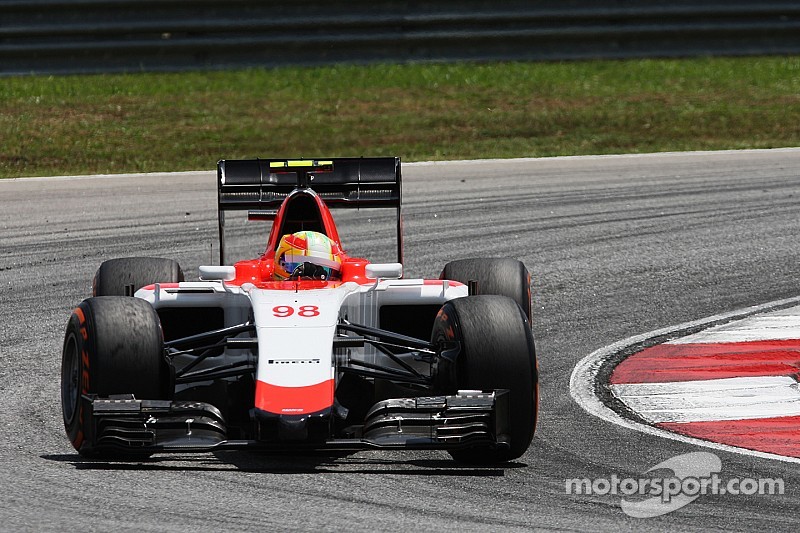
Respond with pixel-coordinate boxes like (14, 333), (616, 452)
(136, 272), (468, 415)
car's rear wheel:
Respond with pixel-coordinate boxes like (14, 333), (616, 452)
(61, 296), (169, 457)
(431, 295), (538, 463)
(93, 257), (184, 296)
(440, 258), (531, 321)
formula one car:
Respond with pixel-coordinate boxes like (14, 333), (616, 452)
(60, 158), (538, 463)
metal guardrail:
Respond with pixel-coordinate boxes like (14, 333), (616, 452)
(2, 0), (800, 75)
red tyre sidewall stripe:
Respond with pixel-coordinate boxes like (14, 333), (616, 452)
(71, 306), (90, 450)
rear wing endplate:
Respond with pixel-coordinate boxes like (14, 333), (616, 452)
(216, 157), (402, 265)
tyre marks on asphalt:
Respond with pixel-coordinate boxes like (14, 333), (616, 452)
(610, 306), (800, 458)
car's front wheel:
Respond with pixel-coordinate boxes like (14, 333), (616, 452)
(431, 295), (538, 463)
(61, 296), (169, 456)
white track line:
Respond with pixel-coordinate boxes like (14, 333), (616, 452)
(408, 147), (800, 166)
(5, 147), (800, 181)
(0, 170), (211, 183)
(569, 295), (800, 464)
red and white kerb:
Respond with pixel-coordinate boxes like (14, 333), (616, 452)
(610, 307), (800, 458)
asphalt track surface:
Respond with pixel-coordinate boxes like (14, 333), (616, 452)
(2, 149), (800, 531)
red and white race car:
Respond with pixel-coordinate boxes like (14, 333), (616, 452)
(60, 158), (538, 463)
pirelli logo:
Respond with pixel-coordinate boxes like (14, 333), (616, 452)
(267, 359), (321, 365)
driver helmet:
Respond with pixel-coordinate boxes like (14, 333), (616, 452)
(273, 230), (342, 280)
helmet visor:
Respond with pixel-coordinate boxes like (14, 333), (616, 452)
(279, 259), (339, 280)
(279, 260), (304, 278)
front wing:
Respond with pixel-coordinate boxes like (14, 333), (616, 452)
(78, 390), (510, 454)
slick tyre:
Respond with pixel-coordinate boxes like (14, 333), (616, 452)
(93, 257), (184, 296)
(440, 258), (532, 321)
(431, 295), (538, 463)
(61, 296), (168, 456)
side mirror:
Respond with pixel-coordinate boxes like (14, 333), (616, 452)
(365, 263), (403, 280)
(199, 265), (236, 281)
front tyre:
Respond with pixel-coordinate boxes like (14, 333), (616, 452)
(431, 295), (538, 463)
(61, 296), (168, 456)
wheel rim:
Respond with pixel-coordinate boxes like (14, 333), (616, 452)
(61, 333), (80, 425)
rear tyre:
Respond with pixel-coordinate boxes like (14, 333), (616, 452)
(61, 296), (169, 457)
(93, 257), (184, 296)
(431, 295), (538, 463)
(440, 258), (531, 321)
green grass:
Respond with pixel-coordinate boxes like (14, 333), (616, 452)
(2, 57), (799, 178)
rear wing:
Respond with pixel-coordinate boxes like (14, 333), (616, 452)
(217, 157), (402, 265)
